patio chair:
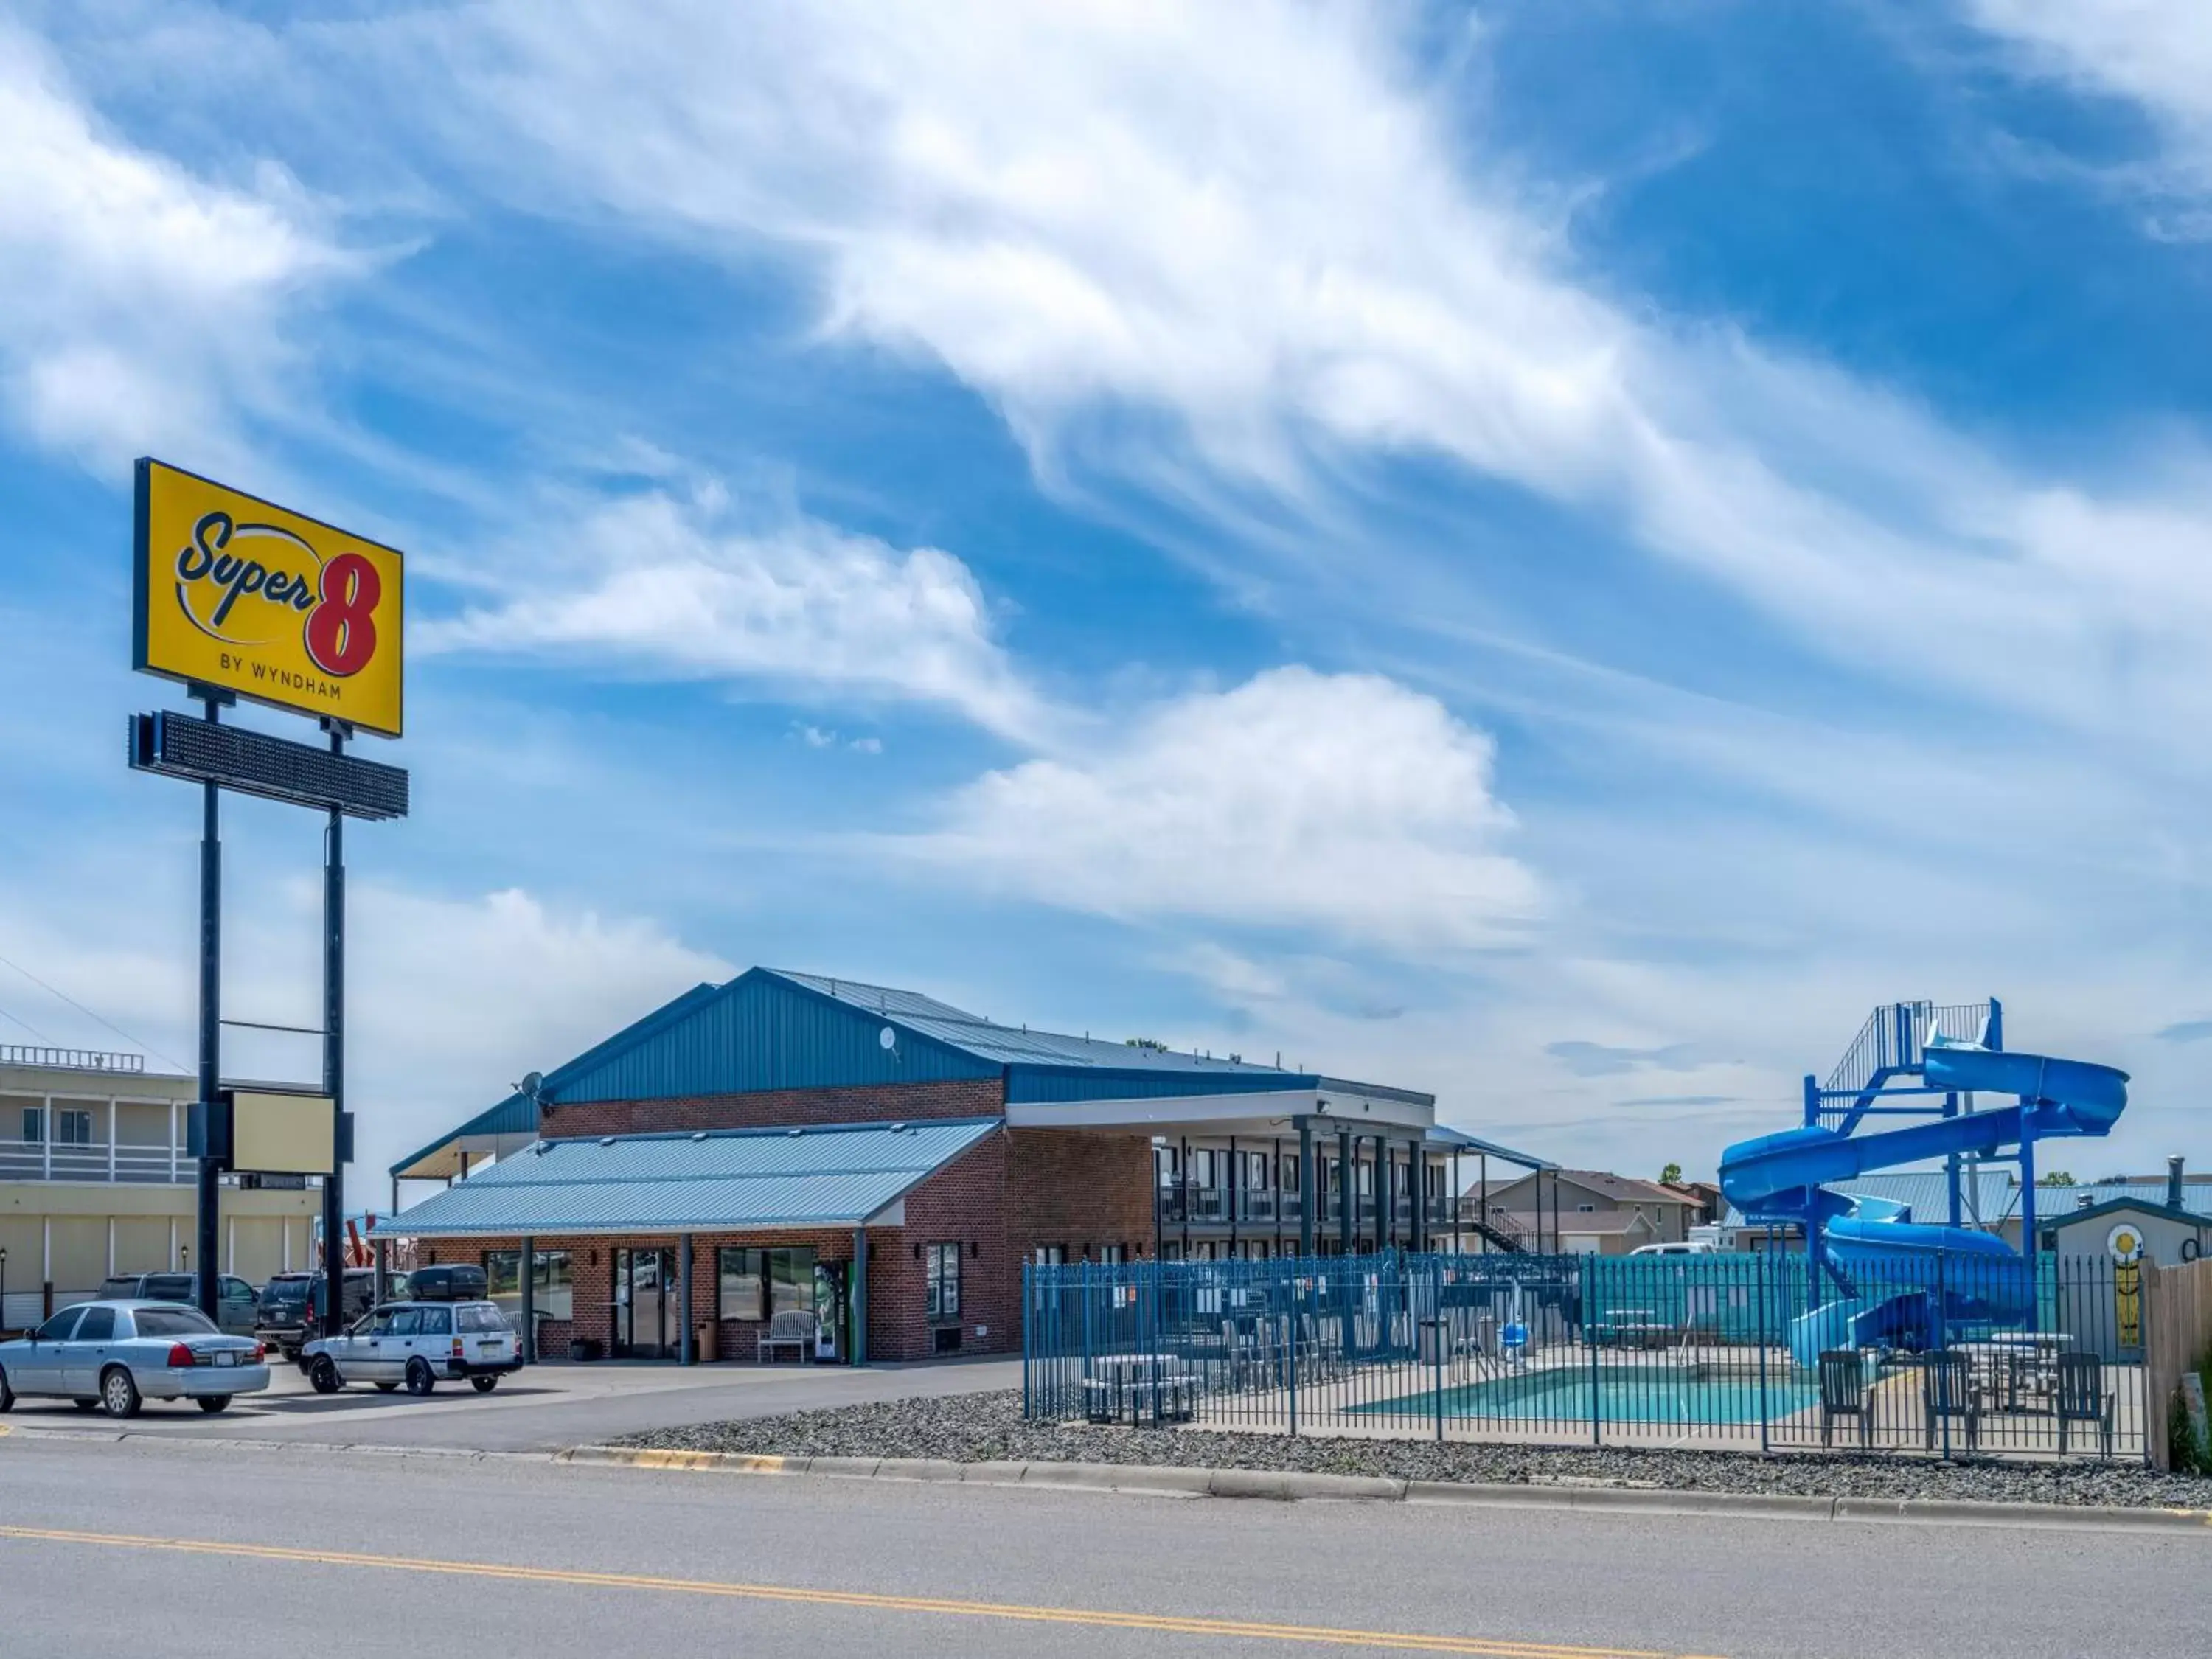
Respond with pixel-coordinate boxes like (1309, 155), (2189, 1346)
(2055, 1353), (2115, 1458)
(757, 1309), (817, 1364)
(1818, 1350), (1871, 1449)
(1921, 1352), (1980, 1453)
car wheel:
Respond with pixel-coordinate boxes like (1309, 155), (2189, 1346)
(405, 1357), (435, 1397)
(197, 1396), (232, 1413)
(470, 1376), (498, 1394)
(374, 1382), (399, 1392)
(100, 1366), (142, 1419)
(307, 1356), (342, 1394)
(0, 1366), (13, 1412)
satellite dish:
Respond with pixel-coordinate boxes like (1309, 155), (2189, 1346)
(520, 1071), (544, 1099)
(879, 1026), (897, 1051)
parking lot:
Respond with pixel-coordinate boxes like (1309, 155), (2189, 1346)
(0, 1354), (1020, 1453)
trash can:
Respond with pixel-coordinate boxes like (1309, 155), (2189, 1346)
(695, 1318), (717, 1363)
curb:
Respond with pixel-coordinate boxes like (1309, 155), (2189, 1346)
(554, 1446), (2212, 1532)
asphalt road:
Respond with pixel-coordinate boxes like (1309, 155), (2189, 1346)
(0, 1354), (1019, 1450)
(1, 1433), (2204, 1658)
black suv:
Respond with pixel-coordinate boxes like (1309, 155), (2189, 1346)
(257, 1269), (379, 1358)
(403, 1264), (487, 1302)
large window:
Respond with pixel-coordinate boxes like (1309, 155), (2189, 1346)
(925, 1242), (961, 1323)
(32, 1107), (92, 1145)
(483, 1249), (574, 1322)
(717, 1246), (815, 1323)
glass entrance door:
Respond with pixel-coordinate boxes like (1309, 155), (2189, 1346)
(613, 1247), (681, 1358)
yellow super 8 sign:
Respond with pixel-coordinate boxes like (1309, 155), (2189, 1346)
(133, 459), (404, 738)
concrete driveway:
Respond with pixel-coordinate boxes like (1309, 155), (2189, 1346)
(0, 1355), (1019, 1452)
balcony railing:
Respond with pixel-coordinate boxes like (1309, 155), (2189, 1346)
(0, 1142), (186, 1184)
(1156, 1183), (1307, 1228)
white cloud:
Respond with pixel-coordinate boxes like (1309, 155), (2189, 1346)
(902, 667), (1538, 951)
(0, 21), (348, 470)
(375, 1), (2212, 752)
(0, 877), (728, 1183)
(417, 484), (1051, 742)
(1964, 1), (2212, 155)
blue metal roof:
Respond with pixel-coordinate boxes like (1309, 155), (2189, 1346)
(373, 1118), (1000, 1239)
(403, 967), (1437, 1172)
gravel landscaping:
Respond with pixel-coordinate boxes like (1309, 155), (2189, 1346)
(611, 1388), (2212, 1509)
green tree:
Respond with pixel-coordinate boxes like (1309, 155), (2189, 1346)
(2039, 1170), (2076, 1186)
(1659, 1162), (1684, 1186)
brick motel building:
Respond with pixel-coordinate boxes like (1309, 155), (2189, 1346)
(375, 969), (1509, 1365)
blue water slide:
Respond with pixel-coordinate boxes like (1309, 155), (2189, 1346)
(1718, 1040), (2128, 1368)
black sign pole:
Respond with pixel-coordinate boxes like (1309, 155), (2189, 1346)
(195, 692), (226, 1319)
(321, 721), (347, 1338)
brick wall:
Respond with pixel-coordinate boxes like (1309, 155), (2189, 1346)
(873, 1131), (1013, 1361)
(413, 1134), (1020, 1365)
(1005, 1129), (1157, 1262)
(541, 1076), (1003, 1138)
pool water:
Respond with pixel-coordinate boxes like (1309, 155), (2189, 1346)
(1358, 1366), (1820, 1426)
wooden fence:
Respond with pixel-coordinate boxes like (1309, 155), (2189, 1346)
(2144, 1257), (2212, 1469)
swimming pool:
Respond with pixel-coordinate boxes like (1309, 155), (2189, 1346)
(1356, 1366), (1820, 1427)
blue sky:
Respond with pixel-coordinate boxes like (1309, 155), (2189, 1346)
(4, 1), (2212, 1188)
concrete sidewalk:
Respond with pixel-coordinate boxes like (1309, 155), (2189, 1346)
(0, 1354), (1018, 1452)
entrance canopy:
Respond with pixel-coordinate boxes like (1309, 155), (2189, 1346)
(372, 1117), (998, 1240)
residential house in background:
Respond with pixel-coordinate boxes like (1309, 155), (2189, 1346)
(1475, 1168), (1702, 1255)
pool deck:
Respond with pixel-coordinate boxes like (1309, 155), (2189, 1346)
(1148, 1343), (2149, 1461)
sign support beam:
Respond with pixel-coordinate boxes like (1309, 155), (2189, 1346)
(321, 720), (347, 1338)
(195, 690), (227, 1320)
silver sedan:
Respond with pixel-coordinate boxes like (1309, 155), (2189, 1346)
(0, 1299), (271, 1418)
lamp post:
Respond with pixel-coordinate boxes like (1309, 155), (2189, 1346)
(1, 1245), (8, 1336)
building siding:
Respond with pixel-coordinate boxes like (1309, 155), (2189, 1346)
(552, 972), (1001, 1104)
(540, 1077), (1004, 1140)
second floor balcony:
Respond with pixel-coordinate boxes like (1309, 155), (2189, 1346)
(1, 1096), (192, 1186)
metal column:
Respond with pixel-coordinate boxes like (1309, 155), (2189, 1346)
(678, 1234), (694, 1365)
(519, 1236), (536, 1365)
(320, 723), (347, 1337)
(1336, 1129), (1353, 1254)
(1227, 1134), (1239, 1256)
(851, 1228), (869, 1364)
(194, 694), (223, 1320)
(1411, 1138), (1426, 1252)
(1179, 1136), (1191, 1258)
(1298, 1119), (1315, 1256)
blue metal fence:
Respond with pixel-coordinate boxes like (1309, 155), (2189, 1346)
(1024, 1251), (2146, 1461)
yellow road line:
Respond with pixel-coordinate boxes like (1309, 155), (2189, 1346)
(0, 1525), (1721, 1658)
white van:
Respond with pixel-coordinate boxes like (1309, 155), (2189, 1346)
(1630, 1241), (1717, 1256)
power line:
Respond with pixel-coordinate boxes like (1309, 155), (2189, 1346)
(0, 948), (188, 1071)
(0, 997), (55, 1043)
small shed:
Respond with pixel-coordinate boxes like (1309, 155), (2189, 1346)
(2045, 1196), (2211, 1266)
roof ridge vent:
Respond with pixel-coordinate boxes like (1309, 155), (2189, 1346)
(787, 1127), (804, 1136)
(598, 1136), (615, 1147)
(692, 1131), (708, 1141)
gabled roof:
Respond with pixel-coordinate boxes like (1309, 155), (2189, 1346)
(375, 1118), (999, 1239)
(394, 965), (1437, 1178)
(2045, 1195), (2212, 1231)
(1492, 1208), (1655, 1237)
